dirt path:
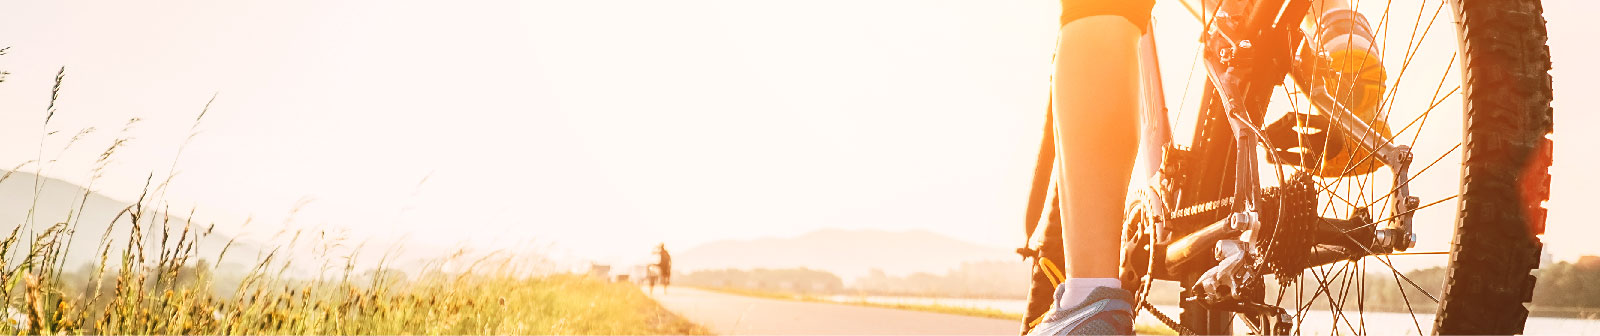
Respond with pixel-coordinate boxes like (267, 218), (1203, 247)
(649, 287), (1019, 335)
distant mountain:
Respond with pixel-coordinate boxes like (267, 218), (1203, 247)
(0, 171), (255, 268)
(675, 229), (1023, 281)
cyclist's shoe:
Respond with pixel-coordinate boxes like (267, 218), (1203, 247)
(1026, 285), (1134, 336)
(1311, 8), (1392, 177)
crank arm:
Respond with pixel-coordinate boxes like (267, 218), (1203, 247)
(1303, 86), (1413, 167)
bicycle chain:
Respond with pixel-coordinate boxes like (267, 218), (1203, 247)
(1141, 301), (1197, 336)
(1168, 196), (1233, 223)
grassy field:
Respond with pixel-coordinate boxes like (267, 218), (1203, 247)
(0, 69), (707, 335)
(4, 230), (708, 335)
(3, 215), (710, 335)
(0, 185), (708, 335)
(0, 176), (705, 334)
(693, 286), (1177, 335)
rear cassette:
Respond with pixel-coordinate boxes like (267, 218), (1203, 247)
(1255, 172), (1317, 282)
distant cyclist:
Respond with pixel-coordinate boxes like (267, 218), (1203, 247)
(1030, 0), (1387, 335)
(654, 243), (672, 294)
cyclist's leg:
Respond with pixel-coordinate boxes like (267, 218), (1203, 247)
(1302, 0), (1392, 177)
(1028, 1), (1152, 335)
(1052, 2), (1148, 286)
(1047, 0), (1370, 281)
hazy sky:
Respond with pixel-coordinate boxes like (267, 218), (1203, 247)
(0, 0), (1593, 268)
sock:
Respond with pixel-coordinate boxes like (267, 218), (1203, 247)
(1057, 277), (1122, 308)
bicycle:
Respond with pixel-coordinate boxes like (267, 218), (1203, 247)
(1018, 0), (1552, 334)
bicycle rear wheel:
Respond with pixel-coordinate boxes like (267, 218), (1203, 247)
(1150, 0), (1552, 334)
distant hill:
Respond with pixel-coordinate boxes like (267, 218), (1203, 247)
(0, 171), (255, 268)
(675, 229), (1023, 281)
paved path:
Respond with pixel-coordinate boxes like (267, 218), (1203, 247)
(650, 287), (1019, 335)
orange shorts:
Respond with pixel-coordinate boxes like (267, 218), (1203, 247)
(1060, 0), (1156, 32)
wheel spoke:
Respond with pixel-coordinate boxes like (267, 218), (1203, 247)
(1358, 258), (1369, 336)
(1378, 0), (1449, 124)
(1370, 193), (1457, 224)
(1303, 203), (1446, 304)
(1385, 255), (1428, 336)
(1369, 255), (1442, 304)
(1407, 52), (1459, 147)
(1310, 0), (1451, 197)
(1336, 260), (1361, 335)
(1364, 141), (1460, 209)
(1305, 262), (1363, 334)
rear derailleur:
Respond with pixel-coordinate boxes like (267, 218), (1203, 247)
(1188, 239), (1293, 335)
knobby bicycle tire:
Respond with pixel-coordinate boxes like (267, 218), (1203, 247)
(1434, 0), (1553, 334)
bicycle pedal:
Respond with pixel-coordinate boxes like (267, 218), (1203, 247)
(1263, 112), (1343, 170)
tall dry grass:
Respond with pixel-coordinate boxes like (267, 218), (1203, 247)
(0, 66), (705, 335)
